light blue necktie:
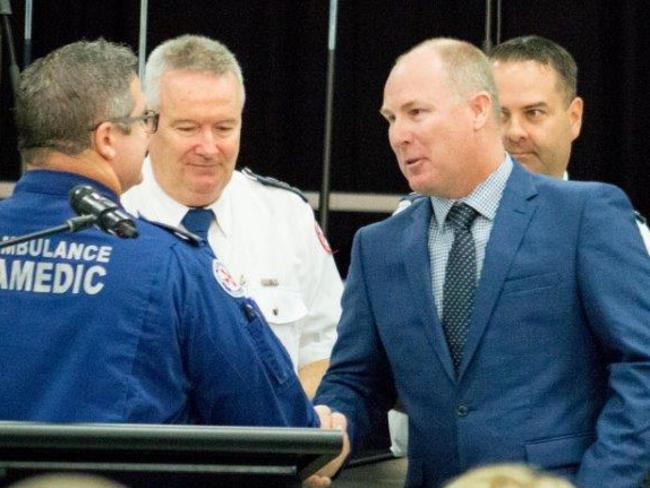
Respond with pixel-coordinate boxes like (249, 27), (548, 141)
(181, 208), (213, 241)
(442, 203), (478, 373)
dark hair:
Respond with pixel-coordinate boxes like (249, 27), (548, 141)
(490, 35), (577, 104)
(15, 38), (138, 164)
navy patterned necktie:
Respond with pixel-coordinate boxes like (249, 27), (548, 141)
(442, 202), (479, 373)
(181, 208), (213, 241)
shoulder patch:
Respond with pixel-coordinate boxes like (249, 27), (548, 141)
(138, 216), (204, 246)
(242, 167), (308, 203)
(315, 222), (333, 254)
(635, 210), (647, 225)
(212, 258), (245, 297)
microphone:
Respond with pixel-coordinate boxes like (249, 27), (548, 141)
(69, 184), (138, 238)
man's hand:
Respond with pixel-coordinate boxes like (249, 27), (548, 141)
(304, 405), (351, 487)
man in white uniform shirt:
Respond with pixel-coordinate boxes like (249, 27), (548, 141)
(122, 34), (343, 397)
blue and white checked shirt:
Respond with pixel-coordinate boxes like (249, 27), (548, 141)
(428, 155), (513, 317)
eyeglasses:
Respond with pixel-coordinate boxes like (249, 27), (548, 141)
(90, 110), (159, 134)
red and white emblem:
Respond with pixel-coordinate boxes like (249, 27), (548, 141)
(315, 222), (333, 254)
(212, 259), (244, 297)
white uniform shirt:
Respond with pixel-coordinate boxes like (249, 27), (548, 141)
(122, 160), (342, 370)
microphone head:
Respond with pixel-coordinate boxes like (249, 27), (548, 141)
(68, 184), (138, 239)
(69, 184), (96, 214)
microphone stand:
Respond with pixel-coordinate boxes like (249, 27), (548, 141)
(318, 0), (339, 235)
(1, 0), (20, 173)
(0, 215), (97, 250)
(0, 0), (20, 102)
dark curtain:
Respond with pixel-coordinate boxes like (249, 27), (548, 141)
(1, 0), (648, 276)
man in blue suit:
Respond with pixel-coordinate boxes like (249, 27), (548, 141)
(314, 38), (650, 487)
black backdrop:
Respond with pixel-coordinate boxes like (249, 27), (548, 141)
(1, 1), (648, 277)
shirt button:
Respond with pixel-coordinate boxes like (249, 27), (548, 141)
(456, 404), (469, 417)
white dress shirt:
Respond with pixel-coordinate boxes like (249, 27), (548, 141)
(122, 159), (342, 370)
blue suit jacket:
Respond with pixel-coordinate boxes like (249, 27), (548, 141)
(315, 163), (650, 487)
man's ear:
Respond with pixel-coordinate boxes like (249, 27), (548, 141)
(91, 122), (118, 160)
(469, 91), (492, 130)
(568, 96), (584, 141)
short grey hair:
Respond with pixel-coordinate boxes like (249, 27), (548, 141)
(144, 34), (245, 109)
(398, 38), (501, 120)
(15, 39), (138, 164)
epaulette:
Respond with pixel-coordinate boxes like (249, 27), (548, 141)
(242, 167), (308, 203)
(137, 216), (204, 247)
(399, 192), (426, 203)
(635, 210), (647, 225)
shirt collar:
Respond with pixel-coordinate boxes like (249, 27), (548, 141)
(205, 174), (232, 238)
(138, 157), (189, 227)
(16, 169), (119, 201)
(429, 154), (513, 225)
(139, 157), (232, 237)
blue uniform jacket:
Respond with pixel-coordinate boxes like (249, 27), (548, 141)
(0, 170), (318, 428)
(315, 163), (650, 487)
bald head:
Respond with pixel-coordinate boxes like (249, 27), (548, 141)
(381, 38), (505, 199)
(395, 38), (501, 121)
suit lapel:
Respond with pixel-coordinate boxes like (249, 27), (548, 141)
(457, 163), (539, 380)
(402, 199), (457, 382)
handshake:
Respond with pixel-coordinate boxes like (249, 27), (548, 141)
(305, 405), (351, 488)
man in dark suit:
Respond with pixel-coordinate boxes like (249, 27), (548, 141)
(314, 38), (650, 487)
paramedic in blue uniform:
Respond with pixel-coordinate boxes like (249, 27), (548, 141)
(0, 39), (323, 430)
